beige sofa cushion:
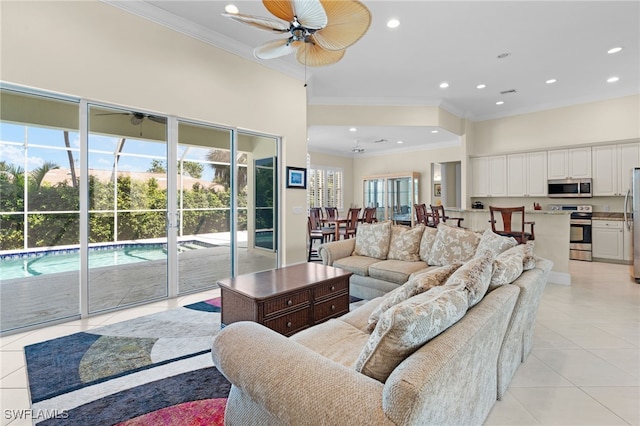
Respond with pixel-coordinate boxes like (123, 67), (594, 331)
(333, 255), (381, 276)
(354, 285), (469, 382)
(366, 263), (462, 331)
(474, 228), (517, 259)
(387, 224), (425, 262)
(523, 241), (536, 270)
(368, 260), (429, 285)
(428, 224), (481, 266)
(443, 251), (494, 307)
(419, 226), (438, 262)
(353, 221), (392, 260)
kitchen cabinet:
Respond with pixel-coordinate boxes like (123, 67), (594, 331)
(471, 155), (507, 197)
(547, 147), (591, 180)
(592, 143), (640, 196)
(592, 220), (624, 260)
(363, 172), (419, 225)
(507, 151), (547, 197)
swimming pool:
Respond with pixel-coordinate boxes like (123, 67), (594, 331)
(0, 241), (214, 280)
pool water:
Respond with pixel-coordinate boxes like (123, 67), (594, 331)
(1, 242), (212, 280)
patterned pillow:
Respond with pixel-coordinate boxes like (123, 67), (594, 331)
(428, 224), (481, 266)
(443, 251), (493, 307)
(490, 246), (525, 291)
(523, 241), (536, 270)
(366, 263), (461, 332)
(419, 226), (438, 261)
(474, 228), (517, 259)
(387, 224), (425, 262)
(353, 221), (392, 260)
(354, 285), (469, 382)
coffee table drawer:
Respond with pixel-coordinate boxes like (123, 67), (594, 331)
(313, 292), (349, 323)
(314, 279), (349, 300)
(263, 290), (310, 317)
(264, 308), (310, 336)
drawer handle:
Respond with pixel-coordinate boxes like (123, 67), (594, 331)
(331, 305), (336, 311)
(330, 286), (335, 291)
(287, 321), (292, 328)
(287, 300), (292, 306)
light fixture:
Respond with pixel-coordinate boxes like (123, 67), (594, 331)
(386, 19), (400, 29)
(607, 76), (620, 83)
(608, 47), (623, 54)
(476, 84), (486, 89)
(496, 101), (504, 105)
(396, 140), (404, 144)
(431, 130), (439, 134)
(439, 82), (449, 89)
(224, 4), (239, 14)
(545, 79), (557, 84)
(349, 127), (357, 132)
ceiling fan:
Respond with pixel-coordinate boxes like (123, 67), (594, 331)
(222, 0), (371, 66)
(95, 111), (166, 126)
(352, 140), (365, 153)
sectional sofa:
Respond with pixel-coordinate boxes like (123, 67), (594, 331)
(212, 222), (552, 425)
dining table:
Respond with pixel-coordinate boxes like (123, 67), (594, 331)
(322, 217), (363, 241)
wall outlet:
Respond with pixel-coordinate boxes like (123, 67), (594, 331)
(604, 205), (610, 212)
(293, 206), (304, 215)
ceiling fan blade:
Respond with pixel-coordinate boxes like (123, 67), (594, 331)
(293, 0), (328, 29)
(95, 112), (130, 116)
(255, 39), (298, 59)
(296, 39), (345, 66)
(313, 0), (371, 51)
(262, 0), (294, 22)
(221, 12), (289, 32)
(147, 115), (167, 124)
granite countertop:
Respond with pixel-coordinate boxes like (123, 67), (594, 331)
(592, 212), (627, 220)
(448, 208), (570, 215)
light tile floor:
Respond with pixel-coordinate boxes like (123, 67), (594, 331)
(1, 261), (638, 425)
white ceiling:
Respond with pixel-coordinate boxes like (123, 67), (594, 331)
(105, 1), (639, 157)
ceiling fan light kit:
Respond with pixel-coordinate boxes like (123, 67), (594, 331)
(222, 0), (371, 66)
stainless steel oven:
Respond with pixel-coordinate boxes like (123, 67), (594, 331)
(550, 204), (593, 261)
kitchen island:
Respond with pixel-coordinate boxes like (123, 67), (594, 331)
(448, 208), (571, 285)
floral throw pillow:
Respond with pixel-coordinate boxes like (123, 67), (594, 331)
(353, 221), (392, 260)
(387, 224), (425, 262)
(419, 226), (438, 262)
(443, 251), (493, 307)
(490, 241), (537, 290)
(366, 263), (461, 332)
(428, 224), (481, 266)
(523, 241), (536, 270)
(474, 228), (517, 260)
(354, 285), (469, 382)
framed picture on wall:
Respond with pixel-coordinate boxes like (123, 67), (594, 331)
(286, 166), (307, 189)
(434, 183), (442, 197)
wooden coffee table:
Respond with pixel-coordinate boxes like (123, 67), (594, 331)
(217, 263), (352, 336)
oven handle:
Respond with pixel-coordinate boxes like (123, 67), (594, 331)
(570, 219), (592, 225)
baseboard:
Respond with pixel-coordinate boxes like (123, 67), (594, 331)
(548, 271), (571, 286)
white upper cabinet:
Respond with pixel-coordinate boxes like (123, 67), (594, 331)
(471, 155), (507, 197)
(507, 151), (547, 197)
(547, 147), (591, 179)
(593, 143), (640, 196)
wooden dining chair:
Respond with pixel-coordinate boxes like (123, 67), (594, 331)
(307, 217), (327, 261)
(363, 207), (378, 223)
(414, 203), (435, 227)
(489, 206), (535, 244)
(339, 207), (361, 239)
(430, 204), (464, 227)
(325, 207), (338, 220)
(309, 209), (333, 241)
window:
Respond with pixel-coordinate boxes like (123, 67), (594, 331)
(308, 165), (343, 210)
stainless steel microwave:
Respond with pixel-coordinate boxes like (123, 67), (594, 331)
(547, 178), (592, 198)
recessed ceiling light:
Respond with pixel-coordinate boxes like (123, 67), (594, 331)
(546, 79), (557, 84)
(476, 84), (486, 89)
(439, 82), (449, 89)
(396, 140), (404, 144)
(497, 52), (510, 59)
(607, 76), (620, 83)
(496, 101), (504, 105)
(224, 4), (239, 14)
(608, 47), (623, 54)
(431, 130), (439, 134)
(349, 127), (357, 132)
(386, 19), (400, 29)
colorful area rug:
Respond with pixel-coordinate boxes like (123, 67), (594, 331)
(24, 298), (229, 425)
(25, 295), (366, 425)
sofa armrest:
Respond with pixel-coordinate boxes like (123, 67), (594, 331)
(318, 238), (356, 266)
(212, 321), (389, 425)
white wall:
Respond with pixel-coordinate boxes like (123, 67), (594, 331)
(1, 0), (308, 264)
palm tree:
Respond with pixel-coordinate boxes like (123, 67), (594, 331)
(206, 149), (247, 188)
(29, 161), (59, 190)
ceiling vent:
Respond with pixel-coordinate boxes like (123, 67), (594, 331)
(373, 139), (388, 144)
(500, 89), (517, 95)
